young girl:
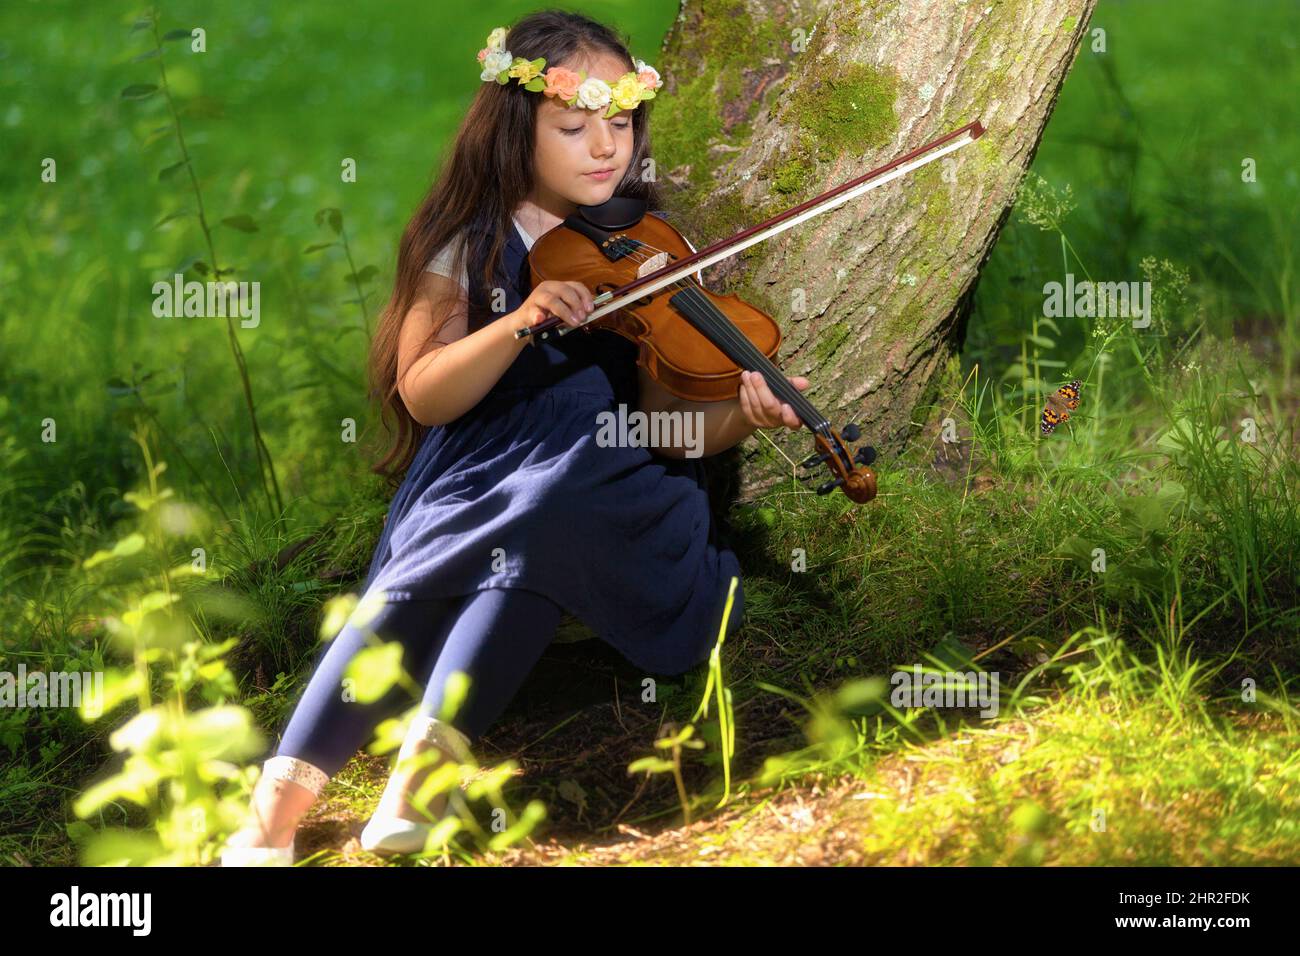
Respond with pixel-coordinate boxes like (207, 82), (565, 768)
(222, 9), (809, 865)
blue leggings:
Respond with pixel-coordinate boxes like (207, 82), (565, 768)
(273, 587), (562, 778)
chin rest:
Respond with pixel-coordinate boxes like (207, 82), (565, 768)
(572, 196), (647, 230)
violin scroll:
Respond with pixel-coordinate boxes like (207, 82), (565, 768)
(797, 422), (878, 504)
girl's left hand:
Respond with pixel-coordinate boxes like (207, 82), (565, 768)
(738, 370), (809, 431)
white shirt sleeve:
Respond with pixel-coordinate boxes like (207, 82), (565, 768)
(425, 235), (468, 290)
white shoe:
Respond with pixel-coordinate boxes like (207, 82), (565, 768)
(361, 716), (471, 857)
(220, 755), (329, 867)
(359, 817), (436, 856)
(220, 839), (296, 867)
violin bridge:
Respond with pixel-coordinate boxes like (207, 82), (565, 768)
(636, 251), (670, 278)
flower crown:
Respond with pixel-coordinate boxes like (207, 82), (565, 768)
(476, 26), (664, 119)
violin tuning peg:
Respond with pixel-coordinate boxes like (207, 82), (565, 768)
(840, 423), (861, 442)
(816, 477), (844, 496)
(799, 450), (832, 469)
(854, 445), (876, 466)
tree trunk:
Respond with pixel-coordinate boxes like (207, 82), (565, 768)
(652, 0), (1097, 500)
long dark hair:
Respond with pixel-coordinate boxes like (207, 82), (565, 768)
(367, 9), (666, 485)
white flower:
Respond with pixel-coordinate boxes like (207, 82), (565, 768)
(485, 27), (508, 52)
(574, 76), (612, 110)
(481, 49), (513, 81)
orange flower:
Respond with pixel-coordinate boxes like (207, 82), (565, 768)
(542, 66), (582, 104)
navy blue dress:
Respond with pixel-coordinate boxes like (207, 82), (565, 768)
(359, 214), (745, 674)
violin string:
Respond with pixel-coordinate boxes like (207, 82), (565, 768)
(606, 243), (812, 413)
(611, 242), (828, 429)
(608, 240), (829, 430)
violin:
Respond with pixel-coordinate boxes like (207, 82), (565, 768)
(521, 200), (877, 502)
(514, 120), (986, 506)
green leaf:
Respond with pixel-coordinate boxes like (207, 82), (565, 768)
(1155, 479), (1186, 513)
(319, 593), (358, 641)
(83, 532), (147, 569)
(82, 828), (164, 866)
(65, 820), (96, 845)
(83, 668), (145, 721)
(121, 591), (183, 633)
(303, 242), (336, 254)
(162, 28), (193, 41)
(220, 214), (259, 233)
(1001, 363), (1028, 381)
(1052, 534), (1096, 566)
(833, 676), (887, 714)
(197, 636), (240, 662)
(131, 48), (160, 63)
(1156, 417), (1197, 456)
(123, 487), (175, 511)
(141, 126), (171, 149)
(315, 208), (342, 235)
(71, 764), (159, 816)
(627, 756), (675, 774)
(654, 724), (695, 748)
(923, 632), (977, 671)
(344, 642), (405, 703)
(1118, 494), (1169, 534)
(354, 264), (379, 283)
(154, 209), (192, 228)
(1025, 333), (1055, 349)
(158, 159), (189, 180)
(121, 83), (158, 100)
(180, 706), (261, 760)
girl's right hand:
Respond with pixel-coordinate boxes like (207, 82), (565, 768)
(518, 280), (595, 330)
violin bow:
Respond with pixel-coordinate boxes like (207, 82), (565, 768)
(517, 120), (984, 341)
(517, 119), (985, 503)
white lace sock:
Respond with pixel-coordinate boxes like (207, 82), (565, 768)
(221, 755), (329, 866)
(261, 755), (330, 798)
(377, 715), (471, 819)
(360, 716), (472, 856)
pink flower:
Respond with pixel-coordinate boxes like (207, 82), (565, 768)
(477, 48), (487, 62)
(637, 69), (660, 90)
(542, 66), (582, 103)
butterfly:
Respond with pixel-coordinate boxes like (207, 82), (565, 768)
(1040, 379), (1083, 435)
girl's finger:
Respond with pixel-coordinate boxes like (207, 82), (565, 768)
(754, 374), (783, 421)
(556, 289), (587, 326)
(571, 282), (595, 312)
(746, 373), (772, 426)
(553, 287), (586, 325)
(738, 373), (758, 425)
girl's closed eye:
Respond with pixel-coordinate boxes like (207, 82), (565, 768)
(562, 121), (632, 135)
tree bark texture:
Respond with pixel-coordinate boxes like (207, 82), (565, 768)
(651, 0), (1098, 500)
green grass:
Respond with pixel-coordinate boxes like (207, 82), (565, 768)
(2, 0), (1299, 866)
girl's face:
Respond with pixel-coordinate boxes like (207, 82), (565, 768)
(532, 52), (636, 209)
